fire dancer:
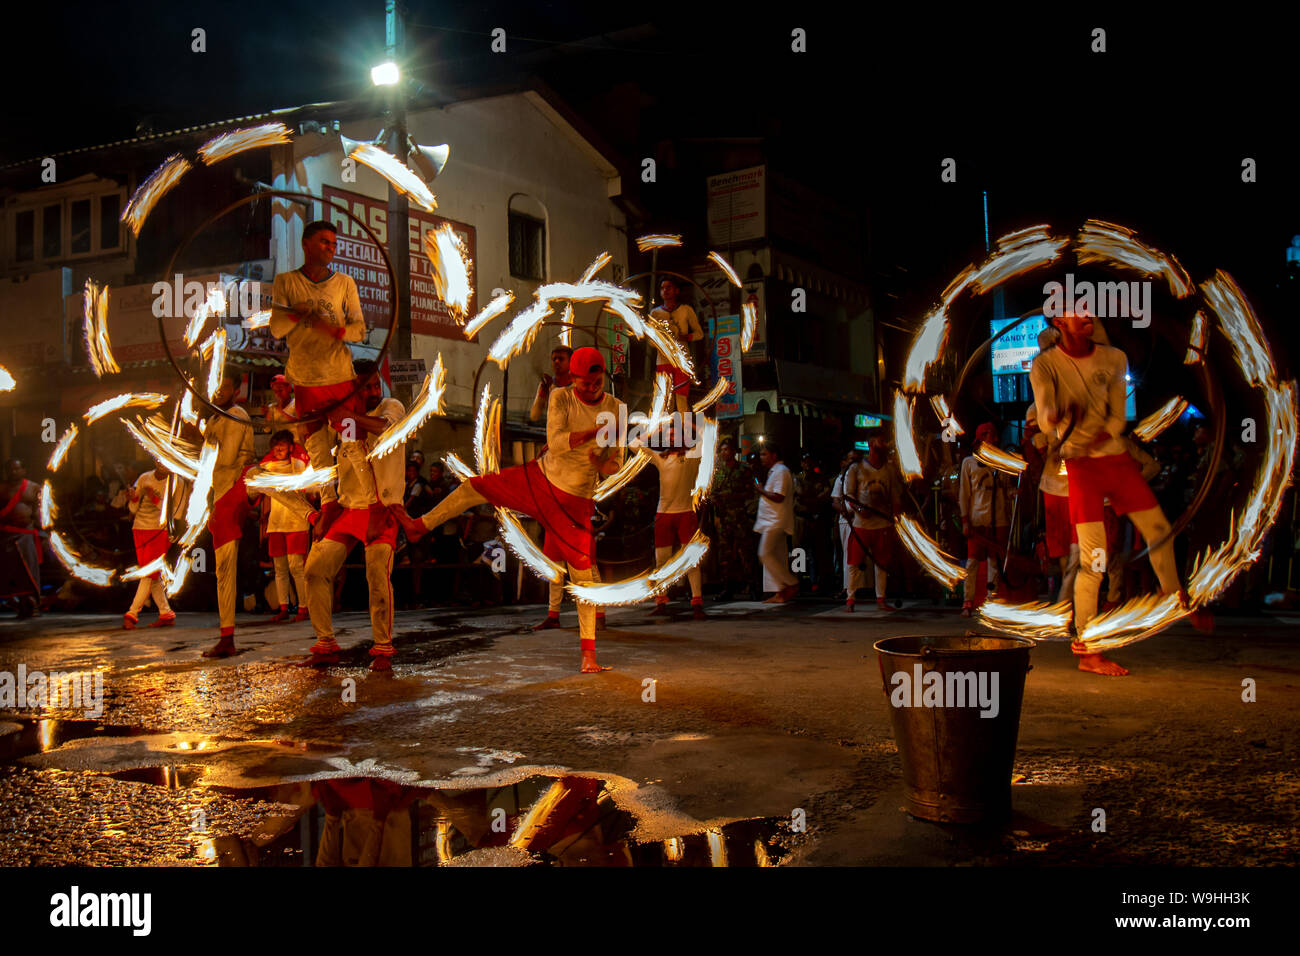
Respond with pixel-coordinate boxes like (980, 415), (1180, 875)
(649, 277), (703, 414)
(397, 346), (626, 673)
(263, 373), (302, 444)
(268, 220), (366, 540)
(959, 423), (1012, 616)
(123, 463), (176, 628)
(844, 431), (902, 612)
(640, 417), (705, 619)
(528, 344), (605, 633)
(1029, 310), (1188, 676)
(254, 429), (312, 623)
(203, 375), (256, 658)
(300, 361), (406, 670)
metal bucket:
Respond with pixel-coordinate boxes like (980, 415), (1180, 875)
(874, 635), (1034, 824)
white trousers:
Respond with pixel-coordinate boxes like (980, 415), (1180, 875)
(127, 575), (171, 618)
(273, 553), (309, 607)
(1073, 506), (1179, 631)
(758, 529), (798, 593)
(306, 538), (395, 650)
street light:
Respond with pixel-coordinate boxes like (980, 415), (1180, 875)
(371, 61), (400, 86)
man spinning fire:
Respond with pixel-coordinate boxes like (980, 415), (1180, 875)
(1029, 309), (1196, 676)
(398, 346), (626, 673)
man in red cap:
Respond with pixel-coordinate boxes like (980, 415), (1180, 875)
(959, 422), (1011, 616)
(263, 373), (302, 445)
(397, 346), (625, 673)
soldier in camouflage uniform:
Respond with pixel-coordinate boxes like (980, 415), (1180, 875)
(709, 437), (759, 600)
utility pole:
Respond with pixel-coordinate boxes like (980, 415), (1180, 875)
(385, 0), (412, 404)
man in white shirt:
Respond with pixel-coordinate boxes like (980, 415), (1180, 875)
(844, 433), (903, 612)
(1030, 309), (1186, 676)
(528, 346), (572, 422)
(959, 422), (1012, 616)
(753, 443), (799, 603)
(830, 449), (862, 597)
(123, 464), (177, 628)
(649, 278), (703, 413)
(268, 220), (367, 537)
(301, 361), (406, 671)
(641, 417), (705, 619)
(202, 375), (257, 658)
(398, 347), (626, 673)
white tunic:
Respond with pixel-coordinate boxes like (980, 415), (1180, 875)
(268, 269), (366, 388)
(208, 405), (255, 500)
(337, 397), (405, 509)
(845, 458), (901, 531)
(1029, 344), (1128, 460)
(129, 472), (168, 530)
(261, 457), (311, 532)
(539, 387), (626, 499)
(754, 462), (794, 534)
(646, 446), (701, 514)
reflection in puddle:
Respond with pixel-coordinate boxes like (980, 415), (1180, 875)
(0, 718), (800, 866)
(205, 774), (795, 867)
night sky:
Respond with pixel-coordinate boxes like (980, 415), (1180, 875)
(6, 2), (1296, 366)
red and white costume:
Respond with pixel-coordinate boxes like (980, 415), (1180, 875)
(1030, 337), (1179, 632)
(844, 456), (901, 601)
(959, 437), (1011, 607)
(644, 442), (703, 603)
(256, 445), (312, 609)
(207, 405), (256, 636)
(268, 268), (366, 503)
(417, 384), (626, 648)
(649, 303), (702, 412)
(125, 471), (174, 623)
(304, 397), (405, 658)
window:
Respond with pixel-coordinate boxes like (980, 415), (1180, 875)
(7, 186), (126, 267)
(508, 211), (545, 280)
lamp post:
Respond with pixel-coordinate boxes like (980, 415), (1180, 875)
(373, 1), (411, 404)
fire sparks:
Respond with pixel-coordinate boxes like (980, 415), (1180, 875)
(892, 391), (923, 479)
(968, 226), (1067, 295)
(463, 291), (516, 340)
(122, 154), (192, 237)
(123, 418), (199, 481)
(895, 515), (965, 589)
(707, 252), (742, 289)
(0, 366), (14, 392)
(973, 442), (1027, 475)
(903, 308), (949, 394)
(122, 556), (169, 582)
(47, 425), (78, 473)
(49, 532), (115, 586)
(39, 481), (55, 529)
(425, 224), (472, 321)
(1132, 396), (1188, 442)
(369, 353), (447, 460)
(244, 464), (337, 492)
(929, 394), (964, 437)
(201, 329), (227, 399)
(442, 452), (476, 482)
(473, 384), (501, 475)
(1075, 219), (1193, 298)
(691, 417), (718, 508)
(83, 392), (168, 425)
(184, 443), (219, 540)
(497, 509), (565, 583)
(244, 309), (271, 330)
(162, 553), (192, 598)
(636, 234), (682, 252)
(741, 300), (757, 352)
(487, 298), (555, 368)
(579, 252), (612, 282)
(569, 530), (710, 606)
(979, 599), (1072, 639)
(82, 280), (119, 377)
(198, 122), (291, 165)
(347, 141), (437, 212)
(184, 287), (227, 347)
(595, 449), (651, 502)
(692, 378), (729, 414)
(1079, 592), (1185, 650)
(1185, 311), (1206, 365)
(559, 303), (574, 348)
(179, 387), (198, 425)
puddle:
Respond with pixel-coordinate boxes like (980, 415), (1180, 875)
(0, 717), (801, 866)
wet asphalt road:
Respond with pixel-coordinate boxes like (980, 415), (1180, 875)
(0, 597), (1296, 866)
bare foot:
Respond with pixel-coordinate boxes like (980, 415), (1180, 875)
(1077, 653), (1129, 676)
(581, 651), (611, 673)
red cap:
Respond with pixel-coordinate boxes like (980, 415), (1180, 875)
(569, 346), (605, 376)
(271, 374), (289, 385)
